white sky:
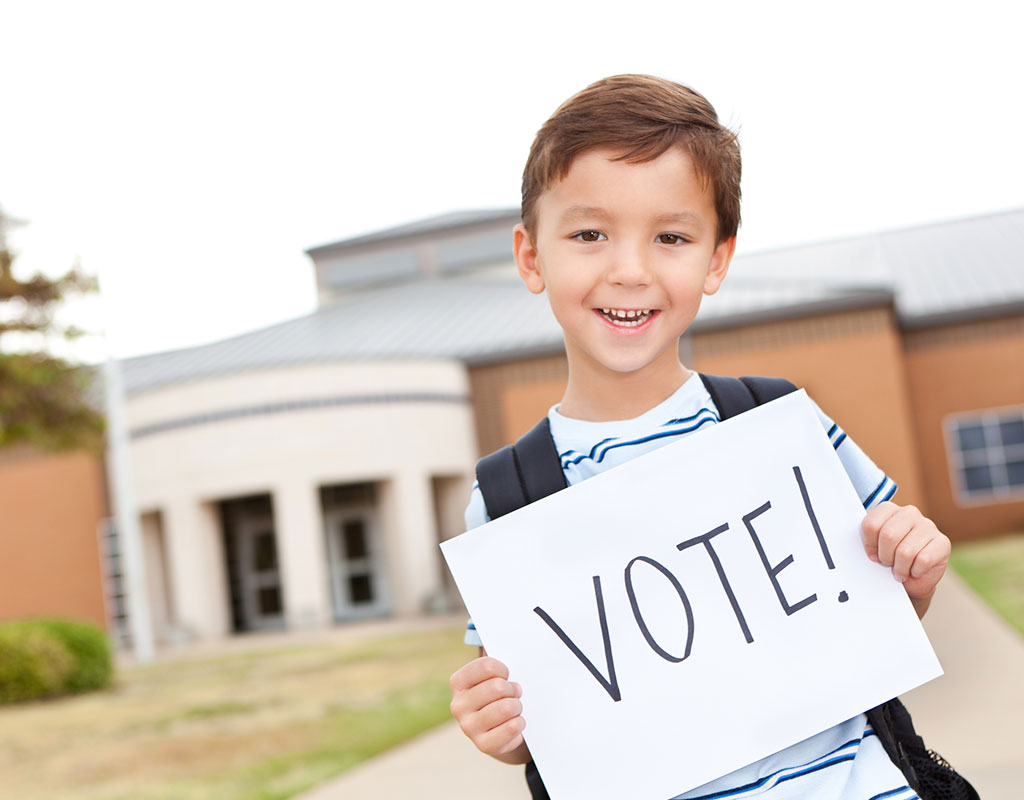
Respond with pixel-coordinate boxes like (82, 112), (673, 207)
(3, 0), (1023, 361)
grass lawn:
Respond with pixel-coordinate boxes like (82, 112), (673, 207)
(950, 531), (1024, 635)
(0, 621), (469, 800)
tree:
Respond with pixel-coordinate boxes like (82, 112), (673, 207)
(0, 207), (105, 451)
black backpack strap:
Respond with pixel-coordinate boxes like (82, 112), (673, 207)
(867, 698), (980, 800)
(867, 700), (920, 792)
(699, 373), (798, 420)
(476, 417), (567, 521)
(515, 417), (569, 505)
(524, 760), (551, 800)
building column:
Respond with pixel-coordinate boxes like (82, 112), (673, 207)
(162, 497), (230, 640)
(273, 479), (332, 630)
(387, 471), (444, 615)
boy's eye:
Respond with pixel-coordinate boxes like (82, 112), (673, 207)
(656, 233), (688, 245)
(573, 230), (606, 242)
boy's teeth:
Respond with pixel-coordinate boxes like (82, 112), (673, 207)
(600, 308), (653, 326)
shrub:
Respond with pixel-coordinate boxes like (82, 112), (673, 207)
(33, 619), (114, 692)
(0, 619), (113, 704)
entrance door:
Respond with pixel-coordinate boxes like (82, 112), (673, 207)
(235, 516), (285, 631)
(324, 507), (389, 620)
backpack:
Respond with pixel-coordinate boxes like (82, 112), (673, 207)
(475, 373), (979, 800)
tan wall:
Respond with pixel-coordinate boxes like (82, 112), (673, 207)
(0, 448), (109, 627)
(903, 315), (1024, 540)
(468, 355), (568, 454)
(691, 308), (926, 511)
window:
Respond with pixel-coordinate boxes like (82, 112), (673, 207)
(945, 406), (1024, 504)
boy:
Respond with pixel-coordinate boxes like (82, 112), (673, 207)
(449, 75), (951, 799)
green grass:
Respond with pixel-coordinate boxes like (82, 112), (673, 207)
(950, 531), (1024, 635)
(0, 622), (470, 800)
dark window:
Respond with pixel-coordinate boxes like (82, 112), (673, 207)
(343, 520), (368, 560)
(963, 465), (994, 492)
(258, 587), (283, 615)
(956, 424), (987, 451)
(254, 531), (278, 571)
(999, 419), (1024, 447)
(349, 574), (374, 604)
(948, 407), (1024, 502)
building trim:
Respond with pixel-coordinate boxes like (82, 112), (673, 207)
(902, 310), (1024, 350)
(305, 209), (521, 256)
(129, 392), (470, 440)
(900, 300), (1024, 331)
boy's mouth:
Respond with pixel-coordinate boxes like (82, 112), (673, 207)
(598, 308), (655, 327)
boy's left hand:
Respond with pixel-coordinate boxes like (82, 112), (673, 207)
(861, 501), (951, 618)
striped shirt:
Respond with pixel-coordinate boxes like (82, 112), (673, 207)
(463, 375), (913, 799)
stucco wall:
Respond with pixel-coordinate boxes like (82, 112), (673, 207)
(126, 359), (478, 640)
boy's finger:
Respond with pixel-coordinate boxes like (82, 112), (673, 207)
(891, 530), (931, 583)
(892, 518), (945, 583)
(463, 695), (524, 738)
(909, 533), (951, 580)
(861, 501), (901, 562)
(449, 656), (509, 692)
(902, 534), (951, 595)
(475, 715), (526, 756)
(452, 675), (521, 720)
(874, 506), (919, 567)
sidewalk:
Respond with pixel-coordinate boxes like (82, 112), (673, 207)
(297, 572), (1022, 800)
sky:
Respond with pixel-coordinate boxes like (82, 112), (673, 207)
(3, 0), (1023, 362)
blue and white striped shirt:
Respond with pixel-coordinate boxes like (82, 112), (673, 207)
(463, 375), (913, 798)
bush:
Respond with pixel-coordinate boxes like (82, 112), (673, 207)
(0, 619), (113, 704)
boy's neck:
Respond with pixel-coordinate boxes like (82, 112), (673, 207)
(557, 362), (695, 422)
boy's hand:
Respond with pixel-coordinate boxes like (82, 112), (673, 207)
(861, 501), (951, 618)
(449, 656), (531, 764)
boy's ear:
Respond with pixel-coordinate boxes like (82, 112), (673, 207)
(703, 236), (736, 296)
(514, 223), (546, 294)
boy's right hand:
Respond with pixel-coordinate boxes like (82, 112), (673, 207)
(449, 656), (531, 764)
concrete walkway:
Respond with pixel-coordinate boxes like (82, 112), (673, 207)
(297, 572), (1023, 800)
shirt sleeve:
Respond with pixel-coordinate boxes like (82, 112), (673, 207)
(463, 483), (490, 648)
(809, 397), (898, 508)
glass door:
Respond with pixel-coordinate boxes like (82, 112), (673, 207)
(235, 517), (285, 631)
(324, 507), (389, 620)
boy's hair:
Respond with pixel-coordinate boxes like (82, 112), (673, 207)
(521, 74), (741, 244)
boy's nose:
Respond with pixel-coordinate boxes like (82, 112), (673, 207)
(606, 246), (652, 287)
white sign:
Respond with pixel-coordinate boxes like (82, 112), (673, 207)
(441, 391), (943, 800)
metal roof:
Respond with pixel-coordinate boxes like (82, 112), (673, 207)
(121, 277), (882, 395)
(729, 207), (1024, 325)
(305, 208), (521, 255)
(123, 207), (1024, 395)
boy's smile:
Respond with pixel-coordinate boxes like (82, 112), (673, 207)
(514, 147), (736, 419)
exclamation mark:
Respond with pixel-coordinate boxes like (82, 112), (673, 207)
(793, 466), (848, 603)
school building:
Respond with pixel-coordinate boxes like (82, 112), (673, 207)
(2, 207), (1021, 644)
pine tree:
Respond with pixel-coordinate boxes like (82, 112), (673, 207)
(0, 208), (105, 451)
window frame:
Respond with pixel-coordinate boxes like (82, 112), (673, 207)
(943, 404), (1024, 507)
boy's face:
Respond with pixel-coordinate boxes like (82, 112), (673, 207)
(514, 147), (735, 387)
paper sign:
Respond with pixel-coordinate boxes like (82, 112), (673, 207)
(441, 391), (942, 800)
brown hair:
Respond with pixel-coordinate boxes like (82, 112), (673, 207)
(521, 74), (741, 243)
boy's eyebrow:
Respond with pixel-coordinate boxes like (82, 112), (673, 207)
(558, 206), (706, 228)
(654, 212), (704, 227)
(559, 205), (612, 225)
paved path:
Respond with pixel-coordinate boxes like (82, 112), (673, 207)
(297, 573), (1022, 800)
